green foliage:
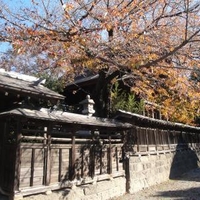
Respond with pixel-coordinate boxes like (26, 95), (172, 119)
(110, 82), (144, 114)
(36, 73), (65, 93)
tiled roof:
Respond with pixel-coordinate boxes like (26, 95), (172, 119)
(116, 109), (200, 133)
(0, 108), (133, 129)
(0, 69), (64, 101)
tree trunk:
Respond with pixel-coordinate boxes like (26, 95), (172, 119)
(92, 69), (121, 118)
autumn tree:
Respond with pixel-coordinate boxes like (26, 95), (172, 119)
(0, 0), (200, 123)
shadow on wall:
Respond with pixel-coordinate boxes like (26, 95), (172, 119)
(169, 134), (199, 180)
(153, 135), (200, 199)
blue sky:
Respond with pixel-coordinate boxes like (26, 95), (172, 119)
(0, 0), (36, 54)
(0, 42), (11, 53)
(0, 1), (26, 54)
(4, 0), (31, 9)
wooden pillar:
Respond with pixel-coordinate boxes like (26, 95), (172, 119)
(43, 132), (47, 185)
(125, 154), (130, 193)
(0, 121), (7, 188)
(167, 130), (171, 151)
(70, 131), (76, 180)
(146, 129), (149, 152)
(90, 133), (95, 178)
(43, 124), (51, 186)
(30, 149), (35, 186)
(137, 128), (140, 152)
(58, 149), (62, 182)
(14, 120), (22, 192)
(108, 135), (112, 174)
(116, 146), (119, 171)
(81, 147), (84, 178)
(154, 129), (158, 152)
(100, 148), (103, 175)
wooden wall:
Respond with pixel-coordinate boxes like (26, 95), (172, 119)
(16, 121), (124, 194)
(129, 127), (200, 155)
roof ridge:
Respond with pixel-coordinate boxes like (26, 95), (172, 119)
(0, 68), (38, 83)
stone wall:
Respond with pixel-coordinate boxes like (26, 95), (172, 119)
(128, 149), (200, 193)
(66, 177), (126, 200)
(22, 177), (126, 200)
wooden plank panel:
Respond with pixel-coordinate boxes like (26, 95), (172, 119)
(149, 146), (156, 152)
(101, 150), (108, 174)
(33, 177), (43, 186)
(33, 168), (44, 177)
(20, 177), (31, 188)
(60, 171), (69, 181)
(34, 162), (44, 168)
(139, 146), (147, 152)
(20, 167), (31, 176)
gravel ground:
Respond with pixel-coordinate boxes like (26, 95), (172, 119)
(114, 168), (200, 200)
(1, 168), (200, 200)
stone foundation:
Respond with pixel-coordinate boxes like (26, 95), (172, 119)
(22, 177), (126, 200)
(128, 149), (200, 193)
(67, 177), (126, 200)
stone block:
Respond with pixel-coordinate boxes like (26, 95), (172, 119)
(110, 185), (126, 197)
(137, 163), (144, 171)
(81, 193), (101, 200)
(130, 163), (143, 172)
(45, 190), (52, 195)
(14, 195), (23, 200)
(83, 185), (97, 195)
(65, 187), (85, 200)
(155, 161), (161, 167)
(130, 156), (141, 163)
(148, 155), (157, 161)
(140, 156), (149, 162)
(130, 172), (138, 179)
(129, 179), (143, 193)
(146, 162), (151, 169)
(101, 191), (112, 200)
(113, 177), (126, 187)
(130, 163), (139, 171)
(159, 154), (166, 160)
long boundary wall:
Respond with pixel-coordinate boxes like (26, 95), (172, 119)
(1, 110), (200, 200)
(128, 149), (200, 193)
